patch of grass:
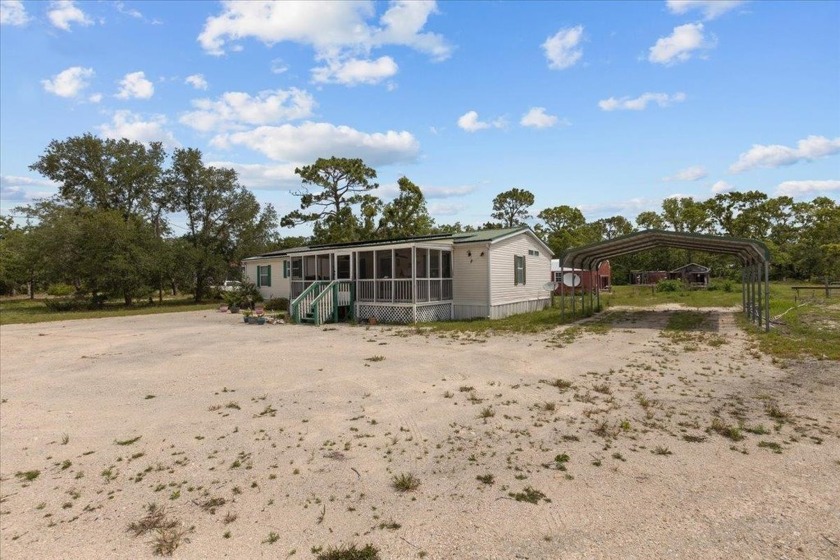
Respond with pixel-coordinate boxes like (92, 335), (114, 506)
(757, 441), (783, 454)
(542, 378), (573, 390)
(364, 356), (385, 362)
(0, 296), (218, 326)
(315, 543), (381, 560)
(377, 519), (401, 530)
(476, 474), (495, 485)
(508, 486), (549, 504)
(665, 311), (707, 331)
(263, 532), (280, 544)
(682, 434), (706, 443)
(197, 497), (226, 514)
(391, 473), (420, 492)
(478, 406), (495, 420)
(15, 470), (40, 482)
(61, 433), (70, 445)
(114, 436), (142, 446)
(709, 418), (744, 441)
(652, 446), (672, 456)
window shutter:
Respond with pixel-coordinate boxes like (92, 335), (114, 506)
(283, 260), (289, 278)
(266, 265), (271, 287)
(514, 255), (518, 285)
(256, 266), (262, 287)
(522, 256), (526, 285)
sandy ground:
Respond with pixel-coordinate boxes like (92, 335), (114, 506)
(1, 307), (838, 559)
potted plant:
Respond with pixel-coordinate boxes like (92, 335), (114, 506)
(242, 309), (252, 323)
(256, 316), (266, 325)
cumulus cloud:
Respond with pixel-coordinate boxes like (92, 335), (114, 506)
(598, 92), (686, 111)
(98, 110), (179, 147)
(542, 25), (584, 70)
(422, 185), (476, 199)
(664, 165), (707, 181)
(88, 92), (103, 103)
(0, 175), (59, 203)
(649, 23), (713, 65)
(42, 66), (94, 98)
(666, 0), (744, 20)
(197, 0), (451, 61)
(577, 197), (661, 220)
(311, 55), (398, 85)
(213, 122), (419, 167)
(48, 0), (93, 31)
(776, 180), (840, 197)
(428, 202), (466, 216)
(710, 180), (735, 194)
(206, 161), (300, 190)
(185, 74), (208, 90)
(457, 110), (505, 132)
(116, 71), (155, 99)
(1, 0), (28, 25)
(180, 88), (315, 132)
(520, 107), (561, 129)
(730, 135), (840, 173)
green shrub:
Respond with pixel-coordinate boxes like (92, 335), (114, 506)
(656, 279), (682, 293)
(47, 283), (75, 297)
(44, 298), (90, 312)
(264, 297), (289, 312)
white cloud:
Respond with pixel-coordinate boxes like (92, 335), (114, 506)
(649, 23), (712, 65)
(776, 180), (840, 197)
(422, 185), (476, 199)
(1, 0), (29, 25)
(520, 107), (560, 128)
(116, 71), (154, 99)
(311, 55), (398, 85)
(664, 165), (707, 181)
(666, 0), (744, 20)
(47, 0), (93, 31)
(42, 66), (94, 98)
(88, 92), (103, 103)
(180, 88), (315, 132)
(185, 74), (208, 90)
(429, 202), (466, 216)
(197, 1), (451, 60)
(271, 58), (289, 74)
(214, 122), (420, 167)
(457, 110), (505, 132)
(98, 110), (179, 147)
(577, 197), (660, 220)
(0, 175), (59, 203)
(115, 1), (143, 19)
(206, 161), (300, 190)
(710, 180), (735, 194)
(598, 92), (686, 111)
(542, 25), (584, 70)
(730, 135), (840, 173)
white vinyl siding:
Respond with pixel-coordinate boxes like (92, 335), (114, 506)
(244, 258), (290, 301)
(489, 234), (551, 306)
(452, 244), (489, 309)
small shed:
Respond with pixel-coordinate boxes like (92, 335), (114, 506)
(669, 263), (711, 288)
(550, 260), (611, 294)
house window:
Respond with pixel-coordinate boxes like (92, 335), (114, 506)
(528, 249), (540, 257)
(514, 255), (526, 285)
(336, 255), (351, 279)
(283, 260), (290, 278)
(257, 265), (271, 287)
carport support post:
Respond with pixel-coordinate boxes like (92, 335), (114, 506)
(756, 262), (762, 327)
(764, 261), (770, 332)
(741, 266), (746, 317)
(560, 264), (565, 322)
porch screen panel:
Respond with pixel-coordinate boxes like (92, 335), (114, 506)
(376, 250), (393, 301)
(441, 251), (452, 299)
(317, 254), (330, 280)
(304, 256), (317, 280)
(430, 250), (441, 300)
(415, 248), (428, 302)
(394, 248), (412, 302)
(337, 255), (351, 279)
(357, 251), (374, 301)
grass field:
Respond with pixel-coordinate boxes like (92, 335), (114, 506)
(0, 296), (219, 325)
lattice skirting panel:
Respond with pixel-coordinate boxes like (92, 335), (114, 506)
(356, 303), (452, 324)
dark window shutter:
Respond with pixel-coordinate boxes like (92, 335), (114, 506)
(522, 256), (526, 285)
(266, 265), (271, 287)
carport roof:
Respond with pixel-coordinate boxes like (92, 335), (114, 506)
(561, 229), (770, 268)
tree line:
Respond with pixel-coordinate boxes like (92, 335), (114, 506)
(1, 139), (837, 302)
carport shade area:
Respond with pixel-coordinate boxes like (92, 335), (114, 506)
(559, 229), (772, 332)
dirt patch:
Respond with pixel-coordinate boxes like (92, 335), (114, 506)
(1, 310), (838, 558)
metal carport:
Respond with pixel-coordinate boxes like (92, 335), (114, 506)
(559, 230), (772, 332)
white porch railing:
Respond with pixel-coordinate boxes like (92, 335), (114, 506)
(356, 278), (452, 303)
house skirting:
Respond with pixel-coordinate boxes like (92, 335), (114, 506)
(355, 301), (453, 324)
(489, 298), (550, 319)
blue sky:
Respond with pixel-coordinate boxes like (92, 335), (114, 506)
(1, 0), (838, 236)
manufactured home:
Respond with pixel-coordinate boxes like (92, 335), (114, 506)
(242, 226), (552, 324)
